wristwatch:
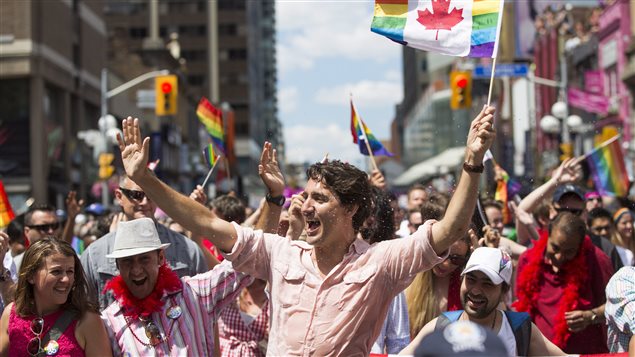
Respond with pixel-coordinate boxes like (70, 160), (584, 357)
(463, 162), (484, 173)
(265, 193), (285, 207)
(0, 269), (11, 282)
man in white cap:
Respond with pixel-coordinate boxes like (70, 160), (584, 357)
(403, 247), (565, 356)
(100, 217), (251, 356)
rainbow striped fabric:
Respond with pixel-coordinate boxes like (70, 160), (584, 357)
(371, 0), (504, 58)
(350, 100), (393, 157)
(0, 180), (15, 229)
(196, 97), (225, 154)
(202, 143), (218, 168)
(585, 137), (631, 197)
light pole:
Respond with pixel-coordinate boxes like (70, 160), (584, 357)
(99, 68), (170, 207)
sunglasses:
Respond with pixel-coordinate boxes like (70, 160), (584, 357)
(591, 225), (611, 234)
(27, 317), (44, 356)
(27, 222), (60, 233)
(556, 207), (584, 216)
(119, 187), (147, 202)
(446, 254), (468, 266)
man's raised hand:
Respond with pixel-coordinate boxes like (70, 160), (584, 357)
(466, 106), (496, 163)
(116, 117), (150, 182)
(258, 141), (285, 196)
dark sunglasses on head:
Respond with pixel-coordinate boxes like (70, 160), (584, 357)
(119, 187), (147, 201)
(447, 254), (468, 266)
(556, 207), (584, 216)
(27, 317), (44, 356)
(27, 222), (60, 232)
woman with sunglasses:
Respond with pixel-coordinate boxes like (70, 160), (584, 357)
(0, 239), (111, 357)
(404, 201), (473, 338)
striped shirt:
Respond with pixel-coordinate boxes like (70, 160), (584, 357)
(605, 266), (635, 353)
(102, 260), (251, 356)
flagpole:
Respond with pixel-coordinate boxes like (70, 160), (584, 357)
(486, 56), (497, 107)
(202, 155), (221, 188)
(224, 156), (232, 182)
(579, 134), (621, 161)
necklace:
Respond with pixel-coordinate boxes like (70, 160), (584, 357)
(124, 297), (180, 351)
(490, 310), (497, 330)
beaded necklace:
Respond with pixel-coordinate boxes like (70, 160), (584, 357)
(123, 297), (181, 352)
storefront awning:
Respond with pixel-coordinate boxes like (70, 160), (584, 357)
(393, 147), (465, 187)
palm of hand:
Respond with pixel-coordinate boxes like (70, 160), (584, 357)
(121, 142), (147, 180)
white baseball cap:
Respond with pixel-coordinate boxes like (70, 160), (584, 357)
(106, 217), (170, 259)
(461, 247), (512, 285)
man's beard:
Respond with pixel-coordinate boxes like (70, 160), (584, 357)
(462, 292), (497, 319)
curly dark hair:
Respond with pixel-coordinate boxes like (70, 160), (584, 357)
(306, 160), (373, 232)
(212, 195), (246, 224)
(360, 187), (395, 244)
(15, 239), (98, 318)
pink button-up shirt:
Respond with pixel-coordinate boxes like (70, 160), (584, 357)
(224, 220), (446, 356)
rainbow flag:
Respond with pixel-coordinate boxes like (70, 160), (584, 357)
(0, 180), (15, 229)
(202, 143), (218, 168)
(494, 165), (521, 224)
(350, 100), (393, 157)
(371, 0), (504, 58)
(196, 97), (225, 154)
(585, 136), (631, 197)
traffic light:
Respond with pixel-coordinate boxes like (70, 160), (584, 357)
(98, 153), (115, 179)
(155, 75), (178, 116)
(559, 143), (573, 162)
(450, 71), (472, 110)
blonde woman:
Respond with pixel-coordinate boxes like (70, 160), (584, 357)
(612, 208), (634, 265)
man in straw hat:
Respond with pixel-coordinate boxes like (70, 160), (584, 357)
(116, 107), (496, 356)
(100, 217), (251, 355)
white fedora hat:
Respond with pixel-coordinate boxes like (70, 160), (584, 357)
(106, 217), (170, 259)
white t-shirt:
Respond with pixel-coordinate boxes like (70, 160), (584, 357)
(497, 310), (517, 357)
(615, 245), (635, 266)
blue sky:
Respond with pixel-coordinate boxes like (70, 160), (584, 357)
(276, 0), (403, 165)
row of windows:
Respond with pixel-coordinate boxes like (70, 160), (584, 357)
(127, 25), (238, 39)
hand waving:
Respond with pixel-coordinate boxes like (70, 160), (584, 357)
(116, 117), (150, 183)
(551, 158), (582, 185)
(65, 191), (84, 218)
(258, 141), (285, 196)
(466, 106), (496, 162)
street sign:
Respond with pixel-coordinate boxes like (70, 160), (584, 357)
(137, 89), (156, 109)
(473, 63), (529, 78)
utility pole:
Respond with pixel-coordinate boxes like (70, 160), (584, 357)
(98, 69), (169, 207)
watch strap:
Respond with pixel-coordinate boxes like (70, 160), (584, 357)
(463, 162), (484, 173)
(265, 193), (285, 206)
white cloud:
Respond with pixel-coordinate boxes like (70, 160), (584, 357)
(276, 0), (400, 72)
(283, 123), (364, 165)
(278, 86), (299, 114)
(384, 69), (401, 81)
(315, 80), (403, 108)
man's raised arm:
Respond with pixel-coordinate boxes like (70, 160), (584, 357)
(117, 117), (237, 252)
(430, 106), (496, 255)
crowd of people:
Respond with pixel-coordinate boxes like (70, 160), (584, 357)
(0, 105), (633, 356)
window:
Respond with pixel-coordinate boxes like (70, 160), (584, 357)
(129, 27), (147, 38)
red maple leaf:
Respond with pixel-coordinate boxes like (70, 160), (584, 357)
(417, 0), (464, 40)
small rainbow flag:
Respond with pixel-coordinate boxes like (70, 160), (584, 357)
(202, 143), (218, 168)
(494, 165), (521, 224)
(350, 100), (393, 157)
(371, 0), (504, 58)
(585, 136), (631, 197)
(0, 180), (15, 229)
(196, 97), (225, 154)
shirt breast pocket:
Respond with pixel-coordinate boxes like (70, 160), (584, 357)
(273, 263), (305, 307)
(337, 265), (377, 312)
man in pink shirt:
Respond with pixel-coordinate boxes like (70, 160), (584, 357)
(116, 106), (496, 356)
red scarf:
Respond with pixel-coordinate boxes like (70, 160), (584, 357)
(513, 235), (592, 348)
(104, 264), (183, 319)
